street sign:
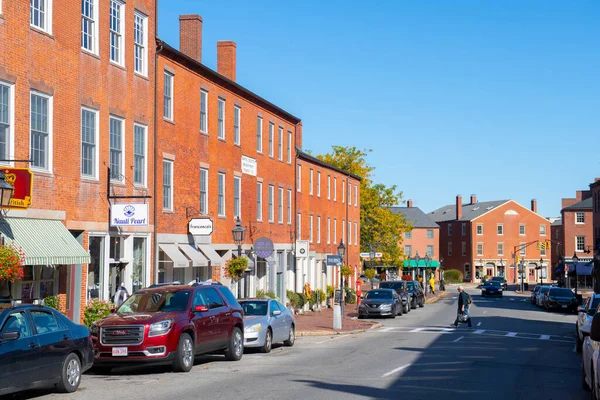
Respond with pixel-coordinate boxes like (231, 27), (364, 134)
(188, 218), (214, 236)
(254, 237), (274, 259)
(326, 255), (342, 266)
(360, 252), (382, 259)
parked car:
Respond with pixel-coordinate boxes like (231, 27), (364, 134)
(379, 281), (412, 314)
(239, 299), (295, 353)
(405, 280), (425, 308)
(577, 294), (600, 352)
(536, 286), (551, 307)
(91, 283), (244, 373)
(359, 275), (380, 283)
(358, 289), (402, 319)
(582, 312), (600, 397)
(0, 302), (94, 396)
(481, 280), (503, 297)
(543, 287), (578, 312)
(489, 276), (508, 290)
(530, 285), (541, 304)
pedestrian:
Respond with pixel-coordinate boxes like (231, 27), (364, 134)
(451, 285), (472, 328)
(113, 283), (130, 308)
(429, 275), (435, 295)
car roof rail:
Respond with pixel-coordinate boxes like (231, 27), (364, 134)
(0, 298), (45, 308)
(147, 281), (182, 288)
(190, 280), (223, 287)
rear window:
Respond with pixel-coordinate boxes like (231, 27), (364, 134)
(219, 287), (241, 309)
(548, 288), (574, 297)
(380, 282), (405, 291)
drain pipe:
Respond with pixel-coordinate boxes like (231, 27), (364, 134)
(153, 39), (164, 285)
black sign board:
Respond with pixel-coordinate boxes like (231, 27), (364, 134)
(334, 289), (343, 304)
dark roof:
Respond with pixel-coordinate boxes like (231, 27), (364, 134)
(429, 200), (509, 222)
(296, 149), (362, 181)
(562, 197), (593, 211)
(389, 207), (439, 229)
(551, 218), (562, 226)
(156, 39), (301, 124)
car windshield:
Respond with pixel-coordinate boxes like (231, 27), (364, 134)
(533, 286), (541, 293)
(365, 290), (393, 300)
(484, 281), (500, 287)
(491, 277), (504, 281)
(406, 281), (418, 290)
(548, 288), (574, 297)
(240, 301), (268, 316)
(540, 287), (550, 294)
(117, 290), (191, 313)
(380, 282), (405, 291)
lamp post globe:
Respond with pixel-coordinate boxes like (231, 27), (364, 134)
(231, 217), (246, 298)
(0, 171), (14, 209)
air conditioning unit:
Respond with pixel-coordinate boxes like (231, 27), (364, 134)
(296, 240), (309, 258)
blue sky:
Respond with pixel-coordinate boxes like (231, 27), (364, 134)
(158, 1), (599, 217)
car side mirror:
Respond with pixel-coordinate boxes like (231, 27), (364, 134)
(591, 314), (600, 341)
(194, 305), (209, 313)
(272, 310), (281, 316)
(0, 330), (20, 342)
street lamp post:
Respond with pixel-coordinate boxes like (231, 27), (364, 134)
(232, 217), (246, 299)
(539, 257), (544, 287)
(337, 239), (346, 317)
(573, 252), (579, 295)
(424, 254), (431, 294)
(439, 257), (445, 291)
(414, 252), (421, 289)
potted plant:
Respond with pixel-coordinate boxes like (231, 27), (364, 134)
(0, 242), (25, 284)
(224, 256), (248, 281)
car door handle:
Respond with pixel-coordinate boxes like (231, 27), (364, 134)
(29, 342), (38, 349)
(62, 334), (69, 341)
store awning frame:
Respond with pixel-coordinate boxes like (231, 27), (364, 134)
(179, 244), (209, 267)
(159, 244), (190, 268)
(198, 245), (224, 266)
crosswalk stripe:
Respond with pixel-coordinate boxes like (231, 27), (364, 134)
(540, 335), (550, 340)
(506, 332), (517, 337)
(409, 328), (425, 333)
(474, 329), (485, 334)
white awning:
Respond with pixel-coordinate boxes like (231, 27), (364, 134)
(159, 244), (190, 268)
(198, 245), (224, 266)
(179, 244), (209, 267)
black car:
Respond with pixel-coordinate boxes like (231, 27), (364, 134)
(405, 281), (425, 309)
(379, 281), (411, 314)
(358, 289), (402, 319)
(481, 281), (503, 297)
(490, 276), (508, 290)
(544, 288), (578, 312)
(0, 302), (94, 396)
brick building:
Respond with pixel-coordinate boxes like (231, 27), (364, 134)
(430, 195), (550, 283)
(295, 150), (361, 292)
(550, 217), (562, 278)
(0, 0), (156, 321)
(591, 179), (600, 252)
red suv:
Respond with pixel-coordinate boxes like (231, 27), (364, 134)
(90, 283), (244, 372)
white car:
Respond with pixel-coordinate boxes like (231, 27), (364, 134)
(577, 294), (600, 352)
(582, 313), (600, 399)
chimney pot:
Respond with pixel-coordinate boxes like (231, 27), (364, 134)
(456, 195), (463, 220)
(531, 199), (537, 213)
(407, 200), (413, 208)
(470, 194), (476, 205)
(179, 14), (203, 63)
(217, 41), (237, 82)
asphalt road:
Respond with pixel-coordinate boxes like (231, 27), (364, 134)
(8, 287), (586, 400)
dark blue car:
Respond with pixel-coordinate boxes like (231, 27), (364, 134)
(481, 281), (503, 297)
(0, 302), (94, 396)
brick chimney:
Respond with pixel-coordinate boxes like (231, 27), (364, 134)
(407, 200), (413, 208)
(531, 199), (537, 213)
(217, 41), (236, 82)
(470, 194), (476, 205)
(179, 15), (203, 63)
(456, 195), (462, 220)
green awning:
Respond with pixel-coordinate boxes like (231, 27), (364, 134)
(0, 217), (90, 265)
(402, 260), (440, 268)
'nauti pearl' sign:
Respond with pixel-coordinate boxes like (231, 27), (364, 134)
(189, 218), (214, 236)
(110, 204), (149, 226)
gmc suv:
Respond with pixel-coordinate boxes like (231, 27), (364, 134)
(90, 283), (244, 372)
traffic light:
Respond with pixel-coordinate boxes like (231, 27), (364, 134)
(516, 255), (520, 264)
(537, 243), (541, 250)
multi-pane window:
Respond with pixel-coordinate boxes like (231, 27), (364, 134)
(348, 182), (351, 204)
(317, 171), (321, 197)
(354, 184), (358, 206)
(497, 224), (504, 235)
(461, 223), (466, 236)
(163, 72), (173, 120)
(278, 187), (283, 223)
(81, 0), (98, 53)
(200, 90), (208, 133)
(297, 164), (301, 192)
(405, 245), (412, 257)
(447, 242), (452, 256)
(134, 11), (147, 75)
(540, 245), (547, 256)
(287, 189), (292, 224)
(342, 220), (345, 245)
(200, 169), (208, 214)
(426, 245), (434, 257)
(0, 83), (12, 162)
(256, 117), (263, 153)
(327, 175), (331, 199)
(497, 243), (504, 256)
(217, 98), (225, 139)
(576, 236), (586, 252)
(448, 224), (453, 236)
(268, 123), (274, 157)
(519, 242), (526, 256)
(540, 224), (546, 235)
(81, 108), (97, 178)
(309, 215), (313, 243)
(327, 218), (331, 244)
(133, 124), (146, 185)
(405, 231), (412, 239)
(576, 212), (585, 224)
(476, 224), (483, 235)
(256, 181), (262, 221)
(217, 173), (225, 217)
(427, 229), (434, 239)
(342, 180), (345, 204)
(109, 0), (124, 64)
(30, 0), (51, 32)
(476, 243), (483, 256)
(334, 177), (337, 201)
(296, 213), (301, 238)
(461, 242), (466, 256)
(334, 218), (337, 244)
(233, 176), (241, 218)
(234, 106), (241, 145)
(162, 160), (173, 210)
(309, 169), (313, 195)
(268, 185), (274, 222)
(354, 222), (358, 245)
(30, 92), (51, 170)
(317, 217), (321, 244)
(278, 126), (283, 160)
(109, 116), (123, 180)
(287, 130), (292, 163)
(348, 221), (351, 245)
(519, 224), (526, 235)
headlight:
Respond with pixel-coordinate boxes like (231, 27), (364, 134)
(149, 319), (173, 337)
(90, 323), (98, 336)
(380, 304), (391, 309)
(245, 324), (261, 333)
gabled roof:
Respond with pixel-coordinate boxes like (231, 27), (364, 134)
(296, 149), (362, 181)
(389, 207), (439, 229)
(562, 197), (593, 211)
(429, 200), (509, 223)
(551, 218), (562, 226)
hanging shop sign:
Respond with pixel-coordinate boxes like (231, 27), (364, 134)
(189, 218), (214, 236)
(3, 167), (33, 209)
(254, 237), (274, 258)
(110, 203), (149, 226)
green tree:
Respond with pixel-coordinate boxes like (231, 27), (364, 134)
(315, 146), (411, 267)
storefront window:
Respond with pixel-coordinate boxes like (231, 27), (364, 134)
(88, 236), (105, 299)
(132, 237), (146, 292)
(173, 268), (185, 284)
(20, 265), (56, 301)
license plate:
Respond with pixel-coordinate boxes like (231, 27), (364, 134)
(562, 305), (567, 309)
(112, 347), (128, 356)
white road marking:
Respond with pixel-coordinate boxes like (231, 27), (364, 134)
(540, 335), (550, 340)
(506, 332), (518, 337)
(483, 311), (487, 314)
(453, 336), (464, 343)
(409, 328), (425, 333)
(381, 363), (411, 378)
(380, 327), (394, 332)
(474, 329), (486, 334)
(477, 322), (482, 327)
(442, 328), (454, 332)
(510, 298), (515, 301)
(315, 336), (346, 344)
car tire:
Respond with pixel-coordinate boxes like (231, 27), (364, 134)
(411, 299), (417, 310)
(583, 363), (591, 391)
(358, 314), (364, 319)
(397, 304), (403, 316)
(284, 325), (295, 347)
(173, 333), (194, 372)
(224, 327), (244, 361)
(577, 334), (583, 353)
(418, 298), (425, 308)
(403, 304), (410, 314)
(57, 353), (82, 393)
(261, 328), (273, 353)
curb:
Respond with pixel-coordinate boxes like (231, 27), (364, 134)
(426, 291), (452, 304)
(297, 322), (383, 337)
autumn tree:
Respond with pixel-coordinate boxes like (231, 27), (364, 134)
(316, 146), (411, 267)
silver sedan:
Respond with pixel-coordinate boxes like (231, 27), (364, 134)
(240, 298), (296, 353)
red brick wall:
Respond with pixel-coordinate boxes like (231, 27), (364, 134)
(591, 180), (600, 251)
(401, 227), (439, 263)
(561, 210), (593, 257)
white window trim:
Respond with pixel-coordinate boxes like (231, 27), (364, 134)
(30, 0), (53, 34)
(256, 181), (262, 221)
(163, 71), (174, 121)
(539, 224), (546, 236)
(278, 126), (283, 161)
(278, 187), (284, 224)
(233, 176), (241, 218)
(297, 213), (302, 239)
(200, 90), (209, 134)
(309, 169), (313, 195)
(217, 98), (225, 140)
(268, 185), (274, 223)
(497, 224), (503, 236)
(354, 184), (358, 206)
(497, 243), (504, 256)
(234, 106), (241, 145)
(342, 181), (345, 204)
(133, 10), (148, 77)
(334, 218), (337, 244)
(268, 123), (274, 157)
(334, 177), (337, 201)
(576, 212), (585, 224)
(519, 224), (526, 236)
(575, 236), (586, 252)
(256, 117), (263, 153)
(200, 168), (208, 215)
(0, 81), (15, 166)
(162, 159), (173, 211)
(309, 215), (313, 243)
(317, 171), (321, 197)
(30, 91), (53, 173)
(218, 172), (226, 217)
(81, 0), (99, 55)
(109, 0), (126, 67)
(327, 175), (331, 200)
(287, 188), (292, 224)
(133, 123), (148, 187)
(476, 243), (483, 256)
(327, 217), (331, 244)
(476, 224), (483, 235)
(297, 164), (302, 192)
(354, 222), (358, 245)
(80, 106), (99, 180)
(317, 216), (321, 244)
(287, 130), (292, 164)
(108, 115), (125, 183)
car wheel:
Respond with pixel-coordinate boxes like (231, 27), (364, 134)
(397, 304), (403, 316)
(403, 304), (410, 314)
(57, 353), (82, 393)
(358, 314), (364, 319)
(225, 327), (244, 361)
(583, 363), (591, 391)
(284, 325), (295, 347)
(173, 332), (194, 372)
(411, 299), (417, 309)
(419, 298), (425, 308)
(261, 328), (273, 353)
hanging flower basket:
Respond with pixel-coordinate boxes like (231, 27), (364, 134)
(224, 257), (248, 281)
(0, 242), (25, 283)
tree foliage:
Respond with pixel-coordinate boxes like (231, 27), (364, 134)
(316, 146), (411, 267)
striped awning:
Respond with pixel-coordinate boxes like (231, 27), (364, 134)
(0, 217), (91, 265)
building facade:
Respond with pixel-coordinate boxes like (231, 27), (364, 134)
(591, 179), (600, 251)
(431, 195), (550, 283)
